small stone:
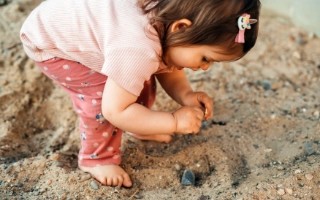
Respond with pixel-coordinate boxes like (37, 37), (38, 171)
(49, 153), (60, 161)
(134, 193), (143, 199)
(174, 163), (181, 171)
(90, 180), (99, 190)
(304, 142), (314, 156)
(46, 180), (52, 185)
(295, 169), (302, 174)
(198, 195), (209, 200)
(16, 182), (23, 187)
(181, 169), (195, 186)
(259, 80), (271, 90)
(79, 174), (91, 182)
(55, 162), (64, 167)
(264, 149), (272, 153)
(0, 0), (7, 6)
(277, 189), (285, 196)
(213, 182), (219, 187)
(295, 36), (307, 45)
(285, 188), (293, 195)
(313, 111), (319, 119)
(33, 190), (40, 196)
(201, 120), (211, 130)
(292, 51), (301, 59)
(277, 166), (284, 170)
(4, 165), (13, 173)
(305, 174), (313, 181)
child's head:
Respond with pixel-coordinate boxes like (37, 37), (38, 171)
(139, 0), (261, 62)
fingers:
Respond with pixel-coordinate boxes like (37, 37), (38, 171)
(196, 93), (213, 119)
(193, 106), (204, 120)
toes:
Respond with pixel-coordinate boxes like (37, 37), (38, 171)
(117, 175), (124, 187)
(163, 135), (173, 143)
(106, 177), (113, 186)
(112, 177), (118, 186)
(95, 176), (107, 185)
(122, 173), (132, 187)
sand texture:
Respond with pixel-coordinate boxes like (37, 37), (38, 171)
(0, 1), (320, 199)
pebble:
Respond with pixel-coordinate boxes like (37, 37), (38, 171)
(201, 120), (210, 130)
(285, 188), (293, 195)
(46, 180), (52, 185)
(277, 189), (285, 196)
(295, 36), (307, 45)
(304, 142), (314, 156)
(305, 174), (313, 180)
(79, 174), (91, 182)
(198, 195), (209, 200)
(55, 162), (64, 167)
(313, 110), (319, 118)
(16, 182), (23, 187)
(90, 180), (99, 190)
(174, 163), (181, 171)
(292, 51), (301, 59)
(33, 190), (40, 196)
(295, 169), (302, 174)
(134, 193), (143, 199)
(4, 165), (13, 173)
(264, 149), (272, 153)
(0, 0), (7, 6)
(259, 80), (271, 90)
(181, 169), (195, 186)
(277, 166), (284, 170)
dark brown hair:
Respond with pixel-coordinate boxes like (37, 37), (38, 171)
(138, 0), (261, 58)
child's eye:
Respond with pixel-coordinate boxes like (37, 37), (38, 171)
(202, 57), (210, 63)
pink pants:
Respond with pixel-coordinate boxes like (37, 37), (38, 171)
(35, 57), (156, 167)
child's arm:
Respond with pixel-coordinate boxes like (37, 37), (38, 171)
(102, 78), (204, 135)
(156, 68), (213, 120)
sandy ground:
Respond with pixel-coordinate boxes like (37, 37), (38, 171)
(1, 0), (320, 199)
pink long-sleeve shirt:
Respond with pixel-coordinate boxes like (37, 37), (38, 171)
(20, 0), (169, 96)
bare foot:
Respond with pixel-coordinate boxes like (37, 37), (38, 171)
(79, 164), (132, 187)
(126, 132), (173, 143)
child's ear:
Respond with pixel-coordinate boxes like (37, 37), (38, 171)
(170, 19), (192, 32)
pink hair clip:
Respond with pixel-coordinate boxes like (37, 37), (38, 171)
(235, 13), (258, 43)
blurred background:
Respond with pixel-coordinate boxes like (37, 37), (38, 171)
(261, 0), (320, 37)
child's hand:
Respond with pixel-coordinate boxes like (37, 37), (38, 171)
(182, 91), (214, 120)
(172, 106), (204, 134)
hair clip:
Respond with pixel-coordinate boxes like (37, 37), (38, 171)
(235, 13), (258, 43)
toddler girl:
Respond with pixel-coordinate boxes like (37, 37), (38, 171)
(20, 0), (260, 187)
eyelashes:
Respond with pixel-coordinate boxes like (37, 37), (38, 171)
(202, 57), (210, 63)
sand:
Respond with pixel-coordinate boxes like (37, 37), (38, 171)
(1, 1), (320, 199)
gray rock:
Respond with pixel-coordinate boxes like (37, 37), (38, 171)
(90, 180), (99, 190)
(304, 142), (314, 156)
(134, 193), (144, 199)
(181, 169), (195, 186)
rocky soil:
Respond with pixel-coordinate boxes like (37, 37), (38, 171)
(0, 1), (320, 199)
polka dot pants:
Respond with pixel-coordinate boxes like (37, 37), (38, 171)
(35, 57), (156, 167)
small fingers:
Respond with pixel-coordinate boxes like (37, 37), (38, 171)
(193, 107), (205, 120)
